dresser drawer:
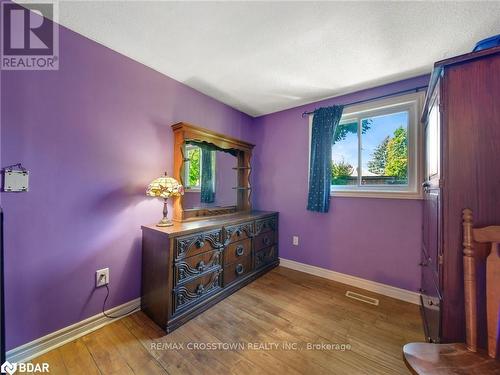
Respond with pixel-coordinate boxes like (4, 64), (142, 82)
(224, 221), (253, 245)
(255, 216), (277, 236)
(255, 245), (277, 269)
(254, 231), (275, 252)
(174, 249), (222, 285)
(173, 269), (222, 314)
(224, 238), (251, 265)
(223, 255), (252, 286)
(175, 229), (224, 260)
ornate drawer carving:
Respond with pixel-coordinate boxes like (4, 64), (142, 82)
(254, 231), (276, 252)
(223, 255), (251, 286)
(175, 229), (224, 260)
(174, 249), (222, 286)
(255, 216), (276, 236)
(173, 269), (222, 314)
(255, 246), (277, 270)
(224, 221), (254, 245)
(225, 238), (251, 265)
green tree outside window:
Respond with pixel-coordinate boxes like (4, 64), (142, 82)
(187, 147), (201, 187)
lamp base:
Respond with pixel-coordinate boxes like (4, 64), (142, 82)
(156, 218), (173, 227)
(156, 199), (173, 227)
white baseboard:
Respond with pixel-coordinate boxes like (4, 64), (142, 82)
(279, 258), (420, 305)
(7, 298), (141, 363)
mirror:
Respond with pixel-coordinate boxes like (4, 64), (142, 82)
(172, 122), (254, 221)
(182, 142), (238, 210)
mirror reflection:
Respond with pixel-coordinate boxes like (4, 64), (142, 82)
(182, 142), (238, 210)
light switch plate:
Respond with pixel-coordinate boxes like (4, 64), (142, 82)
(3, 170), (29, 192)
(292, 236), (299, 246)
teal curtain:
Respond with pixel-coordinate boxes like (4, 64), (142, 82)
(200, 148), (215, 203)
(307, 105), (344, 213)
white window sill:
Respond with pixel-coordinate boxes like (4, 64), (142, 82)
(330, 190), (423, 200)
(185, 188), (201, 193)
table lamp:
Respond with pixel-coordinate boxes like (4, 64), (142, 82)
(146, 173), (184, 227)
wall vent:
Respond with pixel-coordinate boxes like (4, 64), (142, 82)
(345, 291), (379, 306)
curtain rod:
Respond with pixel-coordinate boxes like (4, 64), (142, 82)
(301, 85), (428, 118)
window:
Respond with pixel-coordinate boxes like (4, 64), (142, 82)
(184, 144), (216, 190)
(310, 92), (423, 199)
(184, 145), (202, 190)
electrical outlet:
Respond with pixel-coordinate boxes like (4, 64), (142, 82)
(96, 268), (109, 288)
(292, 236), (299, 246)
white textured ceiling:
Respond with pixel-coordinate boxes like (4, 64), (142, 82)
(52, 1), (500, 116)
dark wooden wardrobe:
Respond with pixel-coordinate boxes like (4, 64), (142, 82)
(420, 46), (500, 344)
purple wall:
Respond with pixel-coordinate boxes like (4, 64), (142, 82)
(0, 25), (253, 349)
(252, 75), (430, 292)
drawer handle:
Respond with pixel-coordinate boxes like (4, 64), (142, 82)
(235, 245), (244, 257)
(263, 237), (271, 246)
(195, 240), (205, 249)
(235, 264), (244, 275)
(196, 284), (205, 295)
(197, 261), (206, 272)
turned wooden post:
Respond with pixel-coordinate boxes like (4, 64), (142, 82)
(462, 208), (477, 352)
(485, 241), (500, 358)
(472, 224), (500, 359)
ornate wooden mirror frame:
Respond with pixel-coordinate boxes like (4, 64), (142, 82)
(172, 122), (254, 222)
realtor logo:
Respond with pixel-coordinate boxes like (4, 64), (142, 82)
(1, 1), (59, 70)
(0, 361), (17, 375)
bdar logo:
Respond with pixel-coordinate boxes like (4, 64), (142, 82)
(0, 361), (49, 374)
(0, 361), (17, 375)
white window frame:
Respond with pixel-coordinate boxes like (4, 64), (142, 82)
(308, 92), (424, 200)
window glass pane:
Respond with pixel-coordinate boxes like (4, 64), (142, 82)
(187, 147), (201, 187)
(361, 111), (409, 186)
(331, 121), (358, 186)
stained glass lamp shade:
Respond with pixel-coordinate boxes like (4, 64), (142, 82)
(146, 173), (184, 227)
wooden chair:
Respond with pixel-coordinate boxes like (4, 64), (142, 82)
(403, 209), (500, 374)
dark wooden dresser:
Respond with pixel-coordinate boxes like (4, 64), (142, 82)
(141, 211), (279, 332)
(420, 46), (500, 344)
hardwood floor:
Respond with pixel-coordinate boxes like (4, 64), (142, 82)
(23, 266), (424, 374)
